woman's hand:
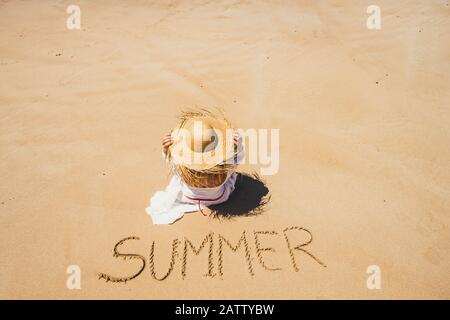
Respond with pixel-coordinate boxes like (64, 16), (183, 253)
(162, 132), (173, 156)
(233, 131), (241, 145)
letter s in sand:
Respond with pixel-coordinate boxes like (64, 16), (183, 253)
(98, 236), (146, 283)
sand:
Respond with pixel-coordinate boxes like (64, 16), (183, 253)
(0, 0), (449, 299)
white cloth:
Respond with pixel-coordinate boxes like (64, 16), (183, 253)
(146, 172), (237, 224)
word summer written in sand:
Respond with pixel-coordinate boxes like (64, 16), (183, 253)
(98, 226), (326, 283)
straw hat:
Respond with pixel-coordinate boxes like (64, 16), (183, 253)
(168, 110), (236, 172)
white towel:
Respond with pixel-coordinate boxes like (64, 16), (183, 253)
(146, 172), (237, 224)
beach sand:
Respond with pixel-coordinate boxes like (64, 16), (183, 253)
(0, 0), (449, 299)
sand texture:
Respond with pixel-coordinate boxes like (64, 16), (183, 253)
(0, 0), (449, 299)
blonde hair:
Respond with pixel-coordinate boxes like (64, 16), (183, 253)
(175, 165), (229, 188)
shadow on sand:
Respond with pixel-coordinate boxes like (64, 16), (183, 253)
(208, 172), (270, 219)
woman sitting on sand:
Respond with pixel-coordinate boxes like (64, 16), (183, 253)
(146, 109), (243, 224)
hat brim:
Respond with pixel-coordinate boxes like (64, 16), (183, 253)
(168, 116), (235, 171)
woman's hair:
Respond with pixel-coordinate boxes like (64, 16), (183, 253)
(175, 164), (231, 188)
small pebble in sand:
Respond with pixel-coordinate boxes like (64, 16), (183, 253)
(376, 81), (379, 85)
